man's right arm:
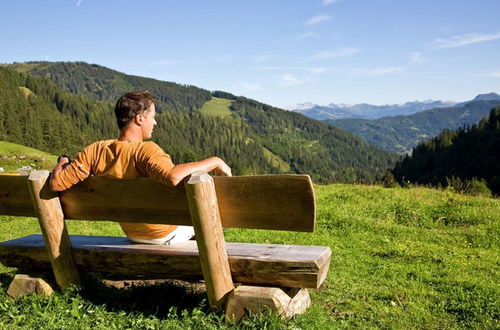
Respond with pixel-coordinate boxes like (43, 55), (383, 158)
(167, 156), (232, 186)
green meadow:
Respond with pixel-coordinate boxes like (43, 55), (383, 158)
(199, 97), (233, 117)
(0, 183), (498, 329)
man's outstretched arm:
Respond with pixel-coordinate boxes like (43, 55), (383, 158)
(167, 157), (232, 186)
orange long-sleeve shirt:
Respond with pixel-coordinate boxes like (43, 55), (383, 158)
(55, 139), (177, 239)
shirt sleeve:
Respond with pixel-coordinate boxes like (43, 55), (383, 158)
(136, 142), (175, 186)
(54, 143), (95, 190)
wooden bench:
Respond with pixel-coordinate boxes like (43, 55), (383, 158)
(0, 171), (331, 320)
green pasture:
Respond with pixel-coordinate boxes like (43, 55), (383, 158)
(0, 141), (57, 173)
(199, 97), (233, 117)
(0, 184), (498, 329)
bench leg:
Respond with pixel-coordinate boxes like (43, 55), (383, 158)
(6, 273), (55, 300)
(225, 286), (311, 322)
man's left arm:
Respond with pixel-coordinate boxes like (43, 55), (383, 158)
(50, 145), (94, 192)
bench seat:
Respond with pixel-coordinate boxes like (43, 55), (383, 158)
(0, 234), (331, 289)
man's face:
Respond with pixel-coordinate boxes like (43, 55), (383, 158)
(140, 104), (157, 140)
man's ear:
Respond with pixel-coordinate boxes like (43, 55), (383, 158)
(133, 114), (143, 126)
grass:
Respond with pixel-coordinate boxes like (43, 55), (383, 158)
(0, 184), (499, 329)
(199, 97), (233, 117)
(0, 141), (57, 172)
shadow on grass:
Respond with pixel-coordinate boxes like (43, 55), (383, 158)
(78, 273), (208, 318)
(0, 272), (15, 290)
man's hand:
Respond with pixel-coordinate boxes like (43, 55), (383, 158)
(213, 159), (232, 177)
(50, 156), (71, 192)
(167, 156), (232, 186)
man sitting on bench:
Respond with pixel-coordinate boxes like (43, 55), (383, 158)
(49, 91), (232, 245)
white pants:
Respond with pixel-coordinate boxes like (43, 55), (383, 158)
(128, 226), (195, 245)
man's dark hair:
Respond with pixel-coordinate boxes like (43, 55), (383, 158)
(115, 91), (155, 129)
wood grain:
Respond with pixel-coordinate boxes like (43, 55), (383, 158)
(185, 171), (234, 309)
(27, 171), (81, 288)
(0, 234), (331, 289)
(0, 174), (315, 232)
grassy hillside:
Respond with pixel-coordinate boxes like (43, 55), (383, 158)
(0, 141), (57, 172)
(0, 184), (498, 328)
(199, 97), (232, 117)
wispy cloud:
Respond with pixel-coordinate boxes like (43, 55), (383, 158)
(306, 15), (332, 25)
(409, 52), (426, 64)
(431, 32), (500, 49)
(195, 54), (234, 64)
(240, 82), (262, 92)
(152, 60), (176, 66)
(278, 73), (309, 87)
(76, 0), (82, 6)
(322, 0), (339, 5)
(253, 54), (278, 64)
(488, 72), (500, 78)
(352, 66), (405, 76)
(256, 66), (329, 74)
(292, 31), (318, 40)
(309, 47), (359, 61)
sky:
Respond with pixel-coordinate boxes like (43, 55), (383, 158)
(1, 0), (500, 108)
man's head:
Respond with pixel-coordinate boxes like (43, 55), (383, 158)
(115, 91), (155, 130)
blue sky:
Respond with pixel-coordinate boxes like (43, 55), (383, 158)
(1, 0), (499, 108)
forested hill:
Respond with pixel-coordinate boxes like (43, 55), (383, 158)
(392, 107), (500, 195)
(6, 61), (211, 113)
(326, 99), (500, 154)
(1, 62), (397, 183)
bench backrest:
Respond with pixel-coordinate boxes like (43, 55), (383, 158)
(0, 174), (316, 232)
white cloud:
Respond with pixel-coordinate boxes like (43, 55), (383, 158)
(253, 54), (277, 64)
(489, 72), (500, 78)
(278, 73), (309, 87)
(308, 67), (329, 74)
(240, 82), (262, 92)
(195, 54), (234, 64)
(431, 32), (500, 49)
(306, 15), (332, 25)
(76, 0), (82, 6)
(152, 60), (176, 66)
(293, 31), (318, 40)
(256, 66), (328, 74)
(352, 66), (405, 76)
(309, 47), (359, 61)
(409, 52), (426, 64)
(322, 0), (339, 5)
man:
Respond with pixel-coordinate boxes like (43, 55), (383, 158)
(50, 91), (231, 244)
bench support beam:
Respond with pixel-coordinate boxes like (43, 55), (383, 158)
(185, 172), (234, 309)
(27, 170), (81, 288)
(225, 286), (311, 322)
(6, 273), (55, 300)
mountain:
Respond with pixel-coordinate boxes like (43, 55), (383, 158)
(325, 99), (500, 154)
(453, 92), (500, 108)
(1, 62), (398, 184)
(291, 100), (455, 120)
(391, 107), (500, 195)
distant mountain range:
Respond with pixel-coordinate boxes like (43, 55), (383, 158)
(289, 100), (457, 120)
(325, 95), (500, 154)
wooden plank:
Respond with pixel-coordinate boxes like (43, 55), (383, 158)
(0, 234), (331, 289)
(27, 170), (81, 287)
(185, 172), (233, 309)
(0, 174), (315, 231)
(0, 174), (35, 217)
